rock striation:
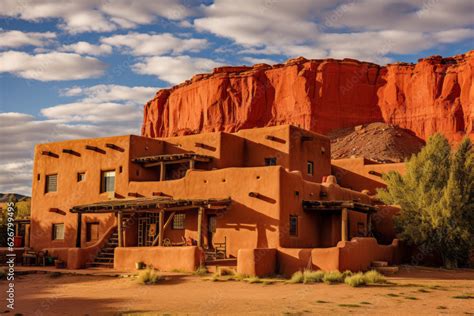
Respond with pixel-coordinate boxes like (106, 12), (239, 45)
(142, 51), (473, 143)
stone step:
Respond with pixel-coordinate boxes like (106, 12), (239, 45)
(374, 266), (399, 275)
(95, 257), (113, 263)
(371, 261), (388, 267)
(87, 262), (113, 268)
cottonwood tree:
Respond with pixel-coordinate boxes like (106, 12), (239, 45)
(377, 134), (474, 268)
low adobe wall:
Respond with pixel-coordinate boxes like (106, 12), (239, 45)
(237, 248), (277, 276)
(277, 237), (398, 276)
(114, 246), (203, 272)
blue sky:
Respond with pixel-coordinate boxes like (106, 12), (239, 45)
(0, 0), (473, 194)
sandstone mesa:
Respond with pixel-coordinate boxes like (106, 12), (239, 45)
(142, 50), (474, 143)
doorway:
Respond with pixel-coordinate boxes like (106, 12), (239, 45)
(207, 215), (217, 248)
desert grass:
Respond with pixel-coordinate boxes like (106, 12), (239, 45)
(322, 271), (344, 284)
(363, 270), (386, 284)
(452, 294), (474, 299)
(303, 270), (325, 284)
(344, 272), (367, 287)
(136, 268), (162, 285)
(288, 271), (304, 284)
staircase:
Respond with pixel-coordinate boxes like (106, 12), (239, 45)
(87, 213), (136, 268)
(371, 260), (399, 274)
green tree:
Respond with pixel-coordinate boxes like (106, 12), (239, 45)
(377, 134), (474, 268)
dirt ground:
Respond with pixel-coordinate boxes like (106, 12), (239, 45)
(2, 266), (473, 315)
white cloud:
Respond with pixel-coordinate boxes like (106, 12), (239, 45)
(241, 56), (279, 65)
(0, 30), (56, 48)
(132, 55), (222, 84)
(60, 41), (112, 56)
(0, 0), (195, 34)
(194, 0), (474, 63)
(101, 32), (208, 56)
(59, 84), (157, 104)
(0, 51), (106, 81)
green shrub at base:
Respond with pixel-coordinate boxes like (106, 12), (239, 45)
(288, 271), (304, 283)
(344, 272), (367, 287)
(303, 270), (325, 284)
(137, 268), (162, 285)
(364, 270), (386, 284)
(322, 271), (344, 284)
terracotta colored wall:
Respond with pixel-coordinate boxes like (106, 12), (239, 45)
(114, 246), (203, 272)
(331, 158), (406, 194)
(237, 248), (277, 277)
(277, 237), (397, 276)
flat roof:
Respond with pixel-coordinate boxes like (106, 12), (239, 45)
(70, 197), (231, 213)
(302, 200), (377, 213)
(132, 153), (213, 164)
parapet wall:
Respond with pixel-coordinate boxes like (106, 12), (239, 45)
(114, 246), (203, 272)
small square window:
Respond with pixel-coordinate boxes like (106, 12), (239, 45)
(172, 213), (185, 229)
(45, 174), (57, 193)
(101, 170), (115, 193)
(289, 215), (298, 236)
(86, 222), (99, 242)
(77, 172), (85, 182)
(264, 157), (277, 166)
(52, 223), (65, 240)
(307, 161), (314, 176)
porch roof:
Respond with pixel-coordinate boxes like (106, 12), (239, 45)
(70, 197), (231, 214)
(302, 200), (377, 214)
(132, 153), (212, 167)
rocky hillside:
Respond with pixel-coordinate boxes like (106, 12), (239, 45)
(329, 122), (425, 163)
(142, 50), (473, 143)
(0, 193), (30, 203)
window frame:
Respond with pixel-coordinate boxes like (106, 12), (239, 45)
(264, 157), (277, 166)
(52, 223), (65, 240)
(172, 213), (186, 230)
(45, 174), (58, 193)
(86, 222), (100, 242)
(289, 215), (298, 237)
(100, 170), (116, 193)
(307, 160), (314, 176)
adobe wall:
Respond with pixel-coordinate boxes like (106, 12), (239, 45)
(276, 237), (398, 276)
(331, 158), (406, 194)
(237, 248), (277, 277)
(129, 166), (282, 257)
(114, 246), (203, 272)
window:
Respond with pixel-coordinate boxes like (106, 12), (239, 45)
(86, 222), (99, 242)
(52, 223), (65, 240)
(172, 213), (185, 229)
(45, 174), (57, 193)
(289, 215), (298, 236)
(101, 170), (115, 193)
(77, 172), (85, 182)
(307, 161), (314, 176)
(264, 157), (277, 166)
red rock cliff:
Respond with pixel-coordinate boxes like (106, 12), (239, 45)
(142, 51), (473, 142)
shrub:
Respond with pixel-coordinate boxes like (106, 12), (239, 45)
(232, 273), (248, 281)
(323, 271), (344, 284)
(217, 267), (235, 276)
(245, 276), (262, 284)
(136, 268), (161, 285)
(303, 270), (325, 284)
(288, 271), (304, 284)
(342, 270), (353, 279)
(344, 273), (367, 287)
(193, 266), (208, 276)
(364, 270), (386, 284)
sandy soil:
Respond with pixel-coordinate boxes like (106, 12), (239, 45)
(2, 266), (473, 315)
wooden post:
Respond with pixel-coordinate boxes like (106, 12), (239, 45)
(160, 162), (165, 181)
(197, 207), (204, 247)
(367, 213), (372, 236)
(189, 159), (195, 170)
(158, 210), (164, 246)
(24, 224), (30, 248)
(76, 212), (82, 248)
(341, 208), (348, 242)
(117, 211), (123, 247)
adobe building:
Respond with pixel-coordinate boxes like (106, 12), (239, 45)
(30, 125), (401, 276)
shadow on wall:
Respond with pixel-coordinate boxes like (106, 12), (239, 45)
(332, 166), (386, 195)
(219, 201), (278, 249)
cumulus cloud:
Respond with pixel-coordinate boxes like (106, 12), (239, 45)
(132, 55), (222, 84)
(60, 41), (112, 56)
(0, 30), (56, 49)
(0, 0), (195, 33)
(0, 51), (106, 81)
(0, 111), (142, 195)
(59, 84), (157, 104)
(101, 32), (208, 56)
(194, 0), (474, 63)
